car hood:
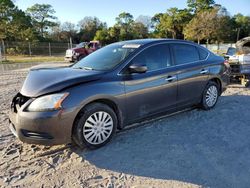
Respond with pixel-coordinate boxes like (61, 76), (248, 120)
(71, 47), (84, 51)
(20, 66), (103, 97)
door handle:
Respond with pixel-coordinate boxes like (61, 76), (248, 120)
(200, 69), (208, 74)
(165, 76), (177, 82)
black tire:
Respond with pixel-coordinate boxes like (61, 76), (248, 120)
(73, 103), (117, 149)
(245, 81), (250, 88)
(200, 81), (219, 110)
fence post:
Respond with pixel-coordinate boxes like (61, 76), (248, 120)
(49, 42), (51, 56)
(70, 37), (72, 49)
(0, 46), (2, 62)
(218, 43), (220, 54)
(1, 40), (6, 61)
(28, 42), (32, 56)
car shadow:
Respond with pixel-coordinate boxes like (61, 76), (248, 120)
(75, 94), (250, 188)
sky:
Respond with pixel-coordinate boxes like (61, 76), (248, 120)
(15, 0), (250, 26)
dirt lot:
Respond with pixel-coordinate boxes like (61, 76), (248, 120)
(0, 67), (250, 188)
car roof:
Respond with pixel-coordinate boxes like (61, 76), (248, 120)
(115, 38), (196, 46)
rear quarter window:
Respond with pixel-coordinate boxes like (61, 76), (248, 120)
(197, 47), (209, 60)
(172, 44), (200, 65)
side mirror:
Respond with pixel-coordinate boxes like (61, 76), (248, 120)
(129, 65), (147, 74)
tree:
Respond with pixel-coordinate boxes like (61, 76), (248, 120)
(26, 4), (58, 38)
(0, 0), (15, 40)
(61, 21), (77, 39)
(94, 28), (111, 45)
(10, 9), (37, 41)
(151, 13), (165, 38)
(215, 15), (236, 42)
(78, 16), (106, 42)
(184, 6), (242, 43)
(187, 0), (215, 13)
(184, 8), (218, 43)
(108, 25), (120, 42)
(114, 12), (135, 40)
(132, 22), (149, 39)
(135, 15), (152, 30)
(214, 5), (236, 42)
(115, 12), (134, 26)
(0, 0), (36, 41)
(50, 21), (77, 42)
(233, 14), (250, 40)
(154, 8), (192, 39)
(94, 12), (150, 44)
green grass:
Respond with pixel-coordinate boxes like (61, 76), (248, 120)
(0, 56), (64, 64)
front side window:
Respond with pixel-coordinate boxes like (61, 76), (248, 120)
(130, 44), (171, 71)
(73, 44), (135, 71)
(88, 43), (94, 48)
(172, 44), (200, 65)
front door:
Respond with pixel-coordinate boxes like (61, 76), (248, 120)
(123, 43), (177, 123)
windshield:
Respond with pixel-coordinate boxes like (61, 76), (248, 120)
(73, 44), (136, 71)
(226, 47), (236, 56)
(76, 42), (87, 48)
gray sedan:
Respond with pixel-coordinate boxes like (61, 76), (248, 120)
(9, 39), (230, 149)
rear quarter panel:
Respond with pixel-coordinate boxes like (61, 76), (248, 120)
(207, 55), (230, 91)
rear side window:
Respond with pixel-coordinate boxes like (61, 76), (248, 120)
(198, 47), (209, 60)
(172, 44), (200, 65)
(131, 44), (171, 71)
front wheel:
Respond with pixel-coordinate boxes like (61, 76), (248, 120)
(200, 81), (219, 110)
(77, 55), (86, 61)
(73, 103), (117, 149)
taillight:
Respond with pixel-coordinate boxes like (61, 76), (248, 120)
(224, 60), (231, 70)
(224, 60), (229, 64)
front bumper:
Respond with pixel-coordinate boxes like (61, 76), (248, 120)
(8, 94), (75, 145)
(64, 55), (78, 62)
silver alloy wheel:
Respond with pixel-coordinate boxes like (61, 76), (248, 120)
(205, 85), (218, 107)
(83, 111), (113, 145)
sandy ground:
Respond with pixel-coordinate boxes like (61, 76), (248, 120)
(0, 67), (250, 188)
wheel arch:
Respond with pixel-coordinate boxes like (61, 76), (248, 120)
(91, 98), (123, 129)
(71, 97), (123, 138)
(209, 77), (222, 95)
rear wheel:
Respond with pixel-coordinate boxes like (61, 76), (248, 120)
(200, 81), (219, 110)
(73, 103), (117, 149)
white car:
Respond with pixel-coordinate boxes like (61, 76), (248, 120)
(225, 37), (250, 86)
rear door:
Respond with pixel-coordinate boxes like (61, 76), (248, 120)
(123, 43), (177, 122)
(171, 43), (209, 106)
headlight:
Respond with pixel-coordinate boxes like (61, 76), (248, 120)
(27, 93), (69, 112)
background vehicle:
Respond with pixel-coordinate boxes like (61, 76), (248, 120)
(9, 39), (230, 149)
(65, 41), (101, 62)
(225, 37), (250, 86)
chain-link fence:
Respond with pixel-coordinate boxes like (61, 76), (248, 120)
(0, 41), (77, 61)
(201, 43), (236, 55)
(0, 41), (236, 62)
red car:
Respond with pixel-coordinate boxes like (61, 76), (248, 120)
(65, 41), (101, 62)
